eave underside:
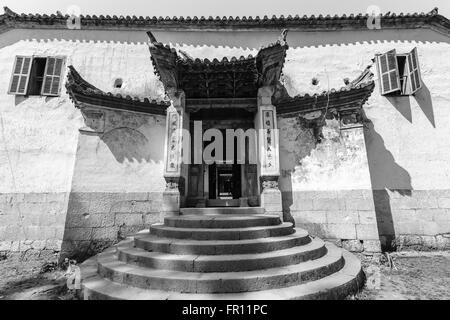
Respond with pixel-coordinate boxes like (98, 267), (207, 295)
(65, 66), (170, 115)
(273, 66), (375, 117)
(148, 31), (288, 100)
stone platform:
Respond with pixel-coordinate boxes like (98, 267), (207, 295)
(80, 209), (365, 300)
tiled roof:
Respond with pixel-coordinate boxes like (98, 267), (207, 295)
(65, 65), (170, 115)
(148, 31), (288, 99)
(273, 65), (375, 116)
(1, 7), (448, 34)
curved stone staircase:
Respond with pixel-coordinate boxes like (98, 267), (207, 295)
(80, 208), (365, 300)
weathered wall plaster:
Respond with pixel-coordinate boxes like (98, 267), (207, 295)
(62, 109), (166, 260)
(277, 34), (450, 251)
(0, 27), (449, 259)
(0, 31), (166, 260)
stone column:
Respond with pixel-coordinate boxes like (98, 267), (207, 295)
(256, 86), (283, 218)
(162, 89), (186, 216)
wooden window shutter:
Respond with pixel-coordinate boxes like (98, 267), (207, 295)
(41, 57), (65, 96)
(407, 47), (422, 94)
(376, 50), (401, 95)
(8, 56), (32, 95)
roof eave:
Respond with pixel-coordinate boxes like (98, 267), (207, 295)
(66, 65), (170, 115)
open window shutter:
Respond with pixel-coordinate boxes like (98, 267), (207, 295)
(407, 47), (422, 94)
(41, 57), (65, 96)
(376, 50), (401, 95)
(9, 56), (32, 95)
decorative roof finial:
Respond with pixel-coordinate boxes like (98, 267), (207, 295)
(429, 7), (439, 15)
(3, 6), (18, 17)
(146, 31), (158, 44)
(279, 29), (289, 45)
(178, 49), (193, 61)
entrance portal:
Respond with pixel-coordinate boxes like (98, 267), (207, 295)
(207, 163), (242, 207)
(185, 109), (259, 208)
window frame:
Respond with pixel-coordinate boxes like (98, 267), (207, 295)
(376, 48), (423, 97)
(376, 49), (401, 95)
(8, 56), (33, 95)
(407, 47), (422, 95)
(40, 56), (67, 97)
(7, 55), (66, 97)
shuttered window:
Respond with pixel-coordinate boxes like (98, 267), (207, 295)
(407, 47), (422, 94)
(376, 50), (401, 95)
(8, 56), (32, 95)
(41, 57), (65, 96)
(8, 56), (65, 96)
(376, 48), (423, 96)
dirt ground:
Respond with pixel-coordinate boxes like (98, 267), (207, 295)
(0, 251), (449, 300)
(0, 253), (78, 300)
(350, 251), (450, 300)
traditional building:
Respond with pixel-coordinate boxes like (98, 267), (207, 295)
(0, 6), (449, 299)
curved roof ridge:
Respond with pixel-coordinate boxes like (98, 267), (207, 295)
(273, 65), (375, 116)
(148, 30), (288, 97)
(66, 65), (170, 115)
(2, 6), (448, 34)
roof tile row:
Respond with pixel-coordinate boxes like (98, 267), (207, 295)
(1, 6), (448, 33)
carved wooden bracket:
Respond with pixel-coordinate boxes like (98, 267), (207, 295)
(260, 176), (280, 191)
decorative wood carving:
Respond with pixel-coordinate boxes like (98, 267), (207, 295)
(260, 176), (279, 190)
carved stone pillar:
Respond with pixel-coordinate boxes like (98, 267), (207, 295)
(256, 86), (283, 218)
(162, 89), (186, 216)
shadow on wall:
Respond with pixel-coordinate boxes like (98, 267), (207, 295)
(60, 126), (164, 262)
(279, 120), (318, 225)
(363, 112), (413, 251)
(386, 96), (412, 123)
(386, 84), (435, 127)
(414, 84), (435, 128)
(101, 127), (164, 163)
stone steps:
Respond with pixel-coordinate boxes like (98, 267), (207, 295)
(82, 250), (364, 300)
(164, 214), (281, 229)
(116, 238), (327, 272)
(80, 211), (365, 300)
(134, 229), (311, 255)
(97, 244), (344, 293)
(150, 222), (294, 240)
(180, 207), (265, 215)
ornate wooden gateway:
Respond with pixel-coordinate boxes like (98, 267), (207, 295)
(66, 30), (375, 216)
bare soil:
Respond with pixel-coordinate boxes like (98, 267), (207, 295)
(0, 251), (449, 300)
(350, 251), (450, 300)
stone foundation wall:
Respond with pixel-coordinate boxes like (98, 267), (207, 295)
(0, 193), (67, 260)
(284, 190), (381, 253)
(284, 189), (450, 252)
(379, 190), (450, 251)
(61, 192), (162, 261)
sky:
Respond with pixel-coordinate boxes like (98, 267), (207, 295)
(0, 0), (449, 18)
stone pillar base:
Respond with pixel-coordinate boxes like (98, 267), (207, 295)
(162, 190), (180, 217)
(261, 188), (283, 219)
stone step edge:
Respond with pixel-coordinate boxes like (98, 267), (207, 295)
(164, 214), (281, 229)
(115, 238), (327, 272)
(96, 244), (344, 293)
(80, 250), (364, 300)
(150, 222), (294, 240)
(134, 228), (311, 255)
(180, 207), (266, 215)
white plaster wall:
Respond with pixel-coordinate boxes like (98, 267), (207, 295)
(0, 29), (167, 194)
(0, 29), (168, 255)
(0, 26), (449, 253)
(71, 111), (166, 193)
(282, 39), (450, 193)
